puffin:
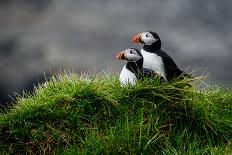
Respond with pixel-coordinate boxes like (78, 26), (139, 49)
(116, 48), (159, 85)
(132, 31), (185, 81)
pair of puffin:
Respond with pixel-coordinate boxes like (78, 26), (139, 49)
(116, 31), (185, 85)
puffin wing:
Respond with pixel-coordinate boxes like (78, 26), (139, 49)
(143, 67), (162, 78)
(155, 50), (183, 80)
(143, 68), (155, 77)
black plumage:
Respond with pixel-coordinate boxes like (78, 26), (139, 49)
(142, 31), (185, 81)
(125, 48), (162, 80)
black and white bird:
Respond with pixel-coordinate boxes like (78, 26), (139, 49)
(116, 48), (159, 85)
(133, 31), (185, 81)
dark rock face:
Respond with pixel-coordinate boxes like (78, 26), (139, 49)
(0, 0), (232, 107)
(0, 86), (10, 107)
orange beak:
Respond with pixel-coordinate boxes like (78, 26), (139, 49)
(116, 51), (125, 60)
(132, 33), (142, 44)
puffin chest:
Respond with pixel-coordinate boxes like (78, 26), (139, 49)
(119, 65), (137, 85)
(140, 49), (166, 79)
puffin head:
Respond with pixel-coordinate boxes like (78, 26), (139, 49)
(116, 48), (142, 62)
(133, 31), (161, 49)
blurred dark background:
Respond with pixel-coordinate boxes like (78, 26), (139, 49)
(0, 0), (232, 107)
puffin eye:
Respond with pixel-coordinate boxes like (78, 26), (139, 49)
(130, 50), (133, 54)
(146, 33), (149, 37)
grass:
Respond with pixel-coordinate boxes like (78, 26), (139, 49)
(0, 72), (232, 154)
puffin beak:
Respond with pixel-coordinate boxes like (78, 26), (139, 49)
(133, 33), (142, 44)
(116, 51), (125, 60)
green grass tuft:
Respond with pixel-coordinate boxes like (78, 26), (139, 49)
(0, 73), (232, 154)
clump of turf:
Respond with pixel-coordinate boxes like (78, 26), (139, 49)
(0, 73), (232, 154)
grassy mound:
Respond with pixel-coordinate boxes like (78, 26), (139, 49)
(0, 73), (232, 154)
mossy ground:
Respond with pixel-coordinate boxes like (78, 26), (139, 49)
(0, 73), (232, 154)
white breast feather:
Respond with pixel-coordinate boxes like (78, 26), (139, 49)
(140, 49), (167, 80)
(119, 65), (137, 86)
